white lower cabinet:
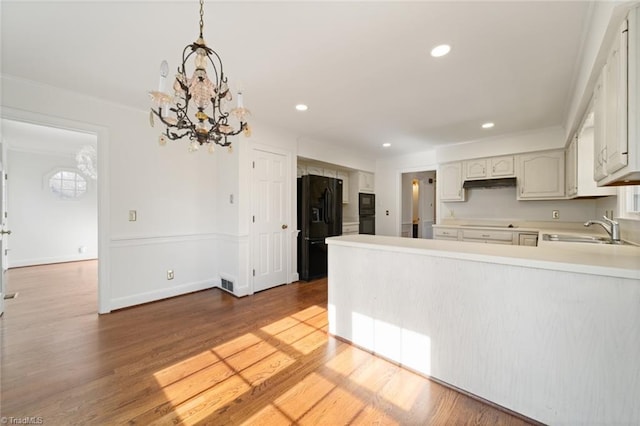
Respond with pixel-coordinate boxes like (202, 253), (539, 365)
(433, 227), (461, 240)
(461, 229), (513, 245)
(518, 233), (539, 246)
(342, 223), (359, 235)
(434, 227), (539, 246)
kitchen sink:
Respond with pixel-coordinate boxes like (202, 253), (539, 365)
(541, 233), (624, 245)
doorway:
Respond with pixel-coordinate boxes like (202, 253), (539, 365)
(0, 110), (108, 313)
(401, 171), (436, 238)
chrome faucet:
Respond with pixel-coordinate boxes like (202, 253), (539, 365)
(584, 215), (620, 244)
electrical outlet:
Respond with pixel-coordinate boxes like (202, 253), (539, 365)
(167, 270), (174, 280)
(552, 210), (560, 219)
(129, 210), (137, 221)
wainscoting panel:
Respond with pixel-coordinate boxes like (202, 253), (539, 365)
(109, 233), (218, 310)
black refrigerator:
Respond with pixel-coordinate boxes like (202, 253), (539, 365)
(297, 175), (343, 281)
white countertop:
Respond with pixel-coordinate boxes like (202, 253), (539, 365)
(327, 233), (640, 280)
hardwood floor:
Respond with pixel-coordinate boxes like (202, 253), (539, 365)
(1, 261), (536, 425)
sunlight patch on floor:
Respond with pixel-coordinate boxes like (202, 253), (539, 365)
(152, 305), (327, 424)
(244, 372), (335, 424)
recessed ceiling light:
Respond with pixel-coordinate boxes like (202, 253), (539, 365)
(382, 143), (391, 148)
(295, 104), (308, 111)
(430, 44), (451, 58)
(482, 122), (495, 129)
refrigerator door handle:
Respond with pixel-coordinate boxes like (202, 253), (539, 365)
(327, 187), (333, 224)
(323, 188), (330, 224)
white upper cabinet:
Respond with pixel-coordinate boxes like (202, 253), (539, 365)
(358, 171), (375, 193)
(566, 135), (578, 198)
(567, 116), (617, 198)
(464, 156), (514, 180)
(594, 10), (640, 186)
(490, 156), (515, 177)
(337, 170), (350, 203)
(440, 162), (465, 202)
(604, 17), (628, 175)
(517, 150), (565, 200)
(464, 159), (488, 179)
(593, 69), (608, 182)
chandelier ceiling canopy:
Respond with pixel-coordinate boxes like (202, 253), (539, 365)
(148, 0), (250, 153)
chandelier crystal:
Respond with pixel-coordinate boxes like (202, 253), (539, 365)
(149, 0), (250, 151)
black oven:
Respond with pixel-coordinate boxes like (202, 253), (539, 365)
(358, 192), (375, 235)
(358, 192), (375, 216)
(359, 214), (375, 235)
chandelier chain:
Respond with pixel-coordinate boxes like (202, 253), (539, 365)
(199, 0), (204, 38)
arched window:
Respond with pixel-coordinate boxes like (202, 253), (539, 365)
(49, 170), (87, 199)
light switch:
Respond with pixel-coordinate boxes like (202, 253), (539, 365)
(129, 210), (137, 221)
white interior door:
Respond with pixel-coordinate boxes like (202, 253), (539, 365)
(0, 158), (7, 316)
(252, 148), (289, 293)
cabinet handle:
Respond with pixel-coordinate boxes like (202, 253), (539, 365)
(482, 234), (490, 238)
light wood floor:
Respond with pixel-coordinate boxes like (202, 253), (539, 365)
(1, 261), (536, 425)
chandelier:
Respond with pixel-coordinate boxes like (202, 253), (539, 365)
(148, 0), (250, 153)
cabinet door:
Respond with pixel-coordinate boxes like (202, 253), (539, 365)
(593, 69), (608, 181)
(518, 233), (538, 246)
(566, 135), (578, 197)
(433, 227), (460, 240)
(306, 165), (324, 176)
(323, 168), (337, 178)
(337, 171), (349, 203)
(517, 151), (565, 199)
(465, 159), (487, 179)
(605, 18), (628, 175)
(358, 172), (375, 193)
(490, 156), (515, 177)
(439, 162), (465, 202)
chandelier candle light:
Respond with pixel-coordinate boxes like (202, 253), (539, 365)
(148, 0), (250, 153)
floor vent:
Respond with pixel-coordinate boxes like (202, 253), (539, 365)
(221, 278), (234, 293)
(4, 292), (18, 300)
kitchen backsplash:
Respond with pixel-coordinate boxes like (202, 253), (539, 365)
(441, 187), (617, 223)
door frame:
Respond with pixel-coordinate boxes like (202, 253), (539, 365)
(1, 108), (110, 314)
(397, 165), (438, 237)
(249, 143), (294, 293)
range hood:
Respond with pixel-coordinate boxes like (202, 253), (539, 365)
(463, 177), (517, 189)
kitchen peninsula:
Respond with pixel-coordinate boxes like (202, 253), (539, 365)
(326, 234), (640, 425)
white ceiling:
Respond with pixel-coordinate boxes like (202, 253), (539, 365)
(1, 1), (593, 159)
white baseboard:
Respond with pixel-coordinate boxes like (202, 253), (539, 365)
(9, 254), (98, 268)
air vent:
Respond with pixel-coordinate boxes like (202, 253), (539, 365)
(221, 278), (234, 293)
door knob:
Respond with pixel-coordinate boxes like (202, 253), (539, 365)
(0, 229), (11, 235)
(282, 224), (288, 230)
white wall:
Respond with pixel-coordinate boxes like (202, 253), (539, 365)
(1, 76), (221, 311)
(0, 75), (315, 309)
(297, 136), (376, 173)
(8, 149), (98, 266)
(435, 126), (565, 163)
